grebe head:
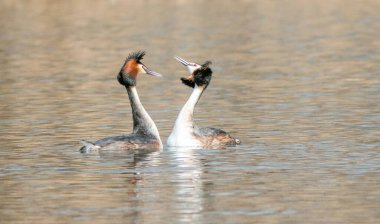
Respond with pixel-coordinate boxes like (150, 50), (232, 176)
(174, 56), (212, 88)
(117, 51), (162, 87)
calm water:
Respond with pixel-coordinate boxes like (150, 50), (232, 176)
(1, 0), (379, 223)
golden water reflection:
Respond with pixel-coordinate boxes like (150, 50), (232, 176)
(0, 0), (379, 223)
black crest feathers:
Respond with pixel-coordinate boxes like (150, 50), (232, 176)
(181, 77), (195, 88)
(118, 51), (145, 86)
(201, 61), (212, 68)
(181, 61), (212, 88)
(194, 62), (212, 87)
(126, 51), (146, 62)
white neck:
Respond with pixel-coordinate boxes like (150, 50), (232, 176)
(177, 86), (204, 127)
(167, 86), (205, 146)
(126, 86), (162, 147)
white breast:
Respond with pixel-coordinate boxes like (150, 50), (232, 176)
(167, 127), (203, 147)
(167, 86), (205, 147)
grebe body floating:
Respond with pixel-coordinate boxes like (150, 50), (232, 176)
(80, 51), (163, 153)
(167, 56), (241, 148)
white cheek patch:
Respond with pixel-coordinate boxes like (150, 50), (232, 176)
(137, 64), (146, 74)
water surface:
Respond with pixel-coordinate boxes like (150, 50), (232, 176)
(0, 0), (379, 223)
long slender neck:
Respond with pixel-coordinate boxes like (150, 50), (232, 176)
(126, 86), (161, 141)
(175, 85), (206, 129)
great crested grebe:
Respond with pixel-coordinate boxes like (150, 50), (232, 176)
(80, 51), (163, 152)
(167, 56), (241, 147)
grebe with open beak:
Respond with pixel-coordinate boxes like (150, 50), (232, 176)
(167, 56), (241, 148)
(80, 51), (163, 152)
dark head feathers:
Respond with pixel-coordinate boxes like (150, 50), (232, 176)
(181, 77), (195, 88)
(126, 51), (146, 62)
(118, 51), (145, 87)
(201, 61), (212, 67)
(194, 62), (212, 87)
(181, 61), (213, 88)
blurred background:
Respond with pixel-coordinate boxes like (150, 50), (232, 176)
(0, 0), (379, 223)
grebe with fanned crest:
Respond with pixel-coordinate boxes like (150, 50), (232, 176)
(167, 56), (241, 148)
(80, 51), (163, 152)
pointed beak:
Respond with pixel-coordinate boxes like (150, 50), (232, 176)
(175, 56), (192, 66)
(141, 64), (162, 77)
(174, 56), (201, 74)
